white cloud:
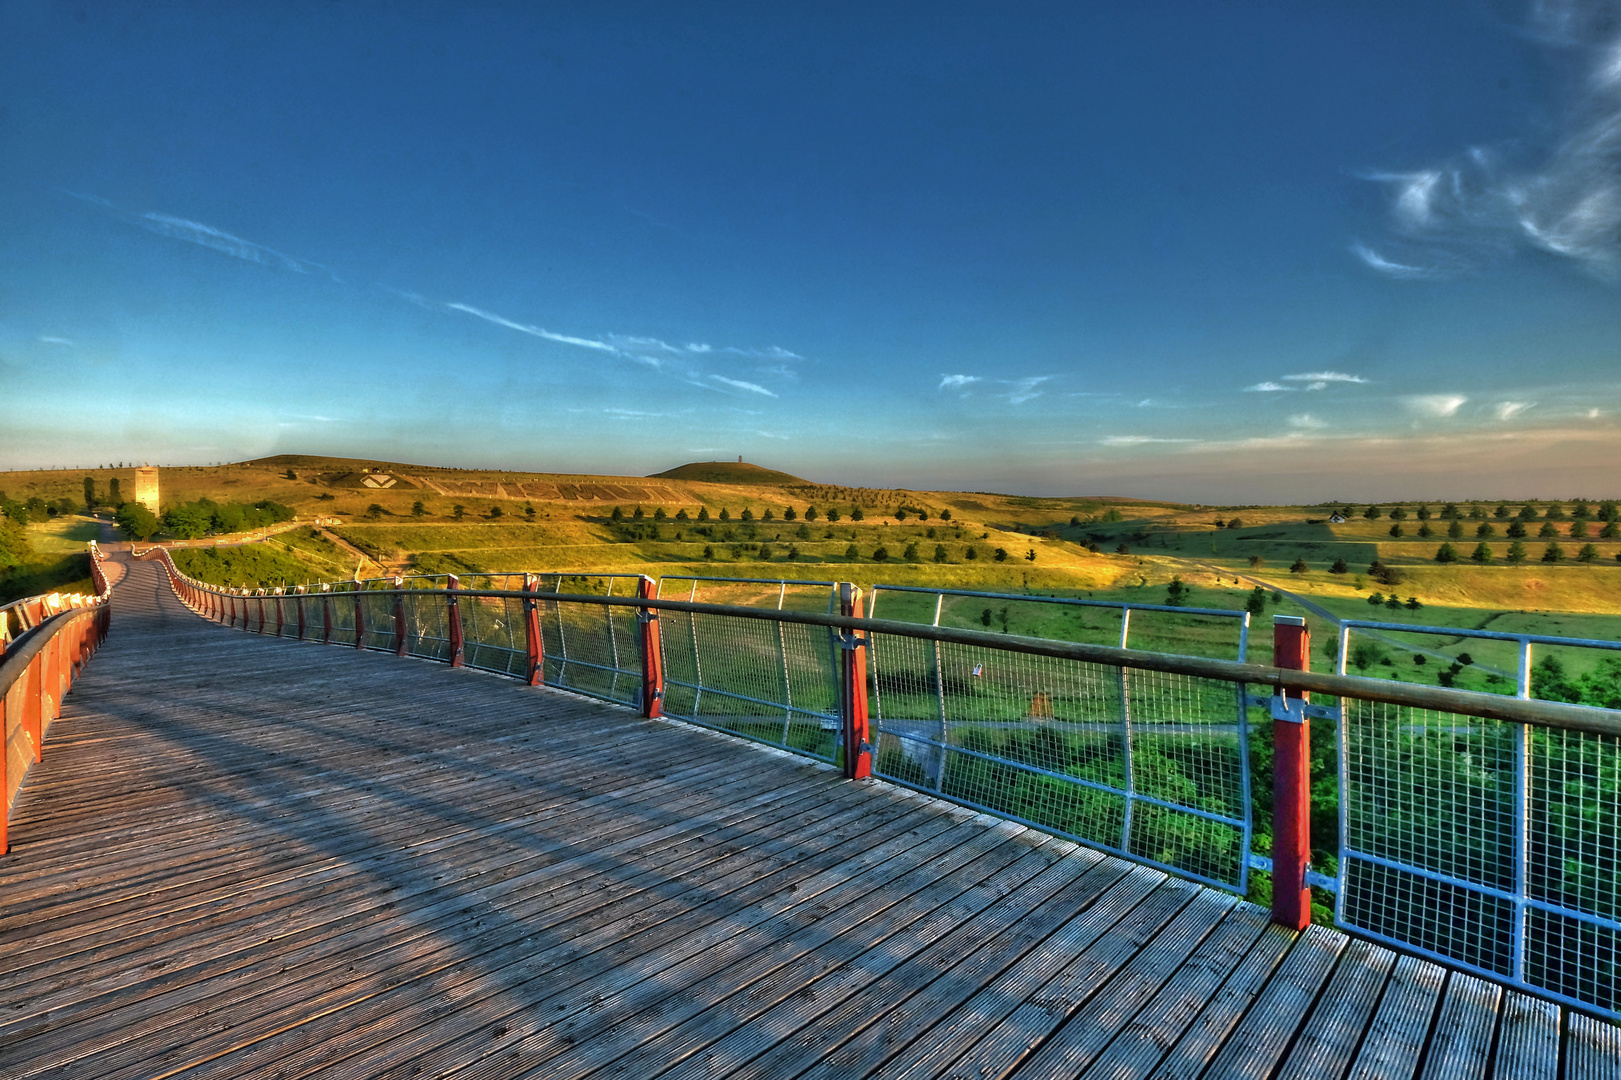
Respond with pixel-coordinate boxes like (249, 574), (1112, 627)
(139, 212), (338, 278)
(1358, 8), (1621, 280)
(1588, 407), (1603, 418)
(1405, 394), (1468, 418)
(1283, 371), (1367, 384)
(1243, 381), (1293, 392)
(1100, 435), (1197, 446)
(753, 429), (790, 440)
(1004, 376), (1051, 404)
(939, 374), (982, 393)
(1495, 401), (1535, 421)
(447, 302), (618, 353)
(37, 336), (74, 347)
(1351, 242), (1436, 279)
(709, 375), (779, 397)
(685, 343), (712, 353)
(1287, 413), (1328, 429)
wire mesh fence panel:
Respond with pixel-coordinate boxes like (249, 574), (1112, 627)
(868, 586), (1250, 661)
(658, 609), (841, 763)
(402, 592), (451, 662)
(535, 597), (642, 707)
(358, 590), (398, 652)
(658, 576), (838, 614)
(1339, 698), (1621, 1019)
(461, 593), (528, 677)
(868, 631), (1250, 889)
(325, 588), (358, 647)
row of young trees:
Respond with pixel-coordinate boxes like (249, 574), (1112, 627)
(608, 504), (956, 525)
(1386, 519), (1617, 539)
(696, 542), (1025, 564)
(1354, 500), (1617, 522)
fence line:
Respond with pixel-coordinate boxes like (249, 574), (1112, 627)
(131, 549), (1621, 1020)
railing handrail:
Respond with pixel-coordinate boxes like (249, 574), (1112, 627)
(0, 606), (104, 698)
(870, 582), (1251, 621)
(146, 548), (1621, 738)
(1342, 617), (1621, 651)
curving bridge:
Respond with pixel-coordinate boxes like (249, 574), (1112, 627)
(1, 556), (1619, 1079)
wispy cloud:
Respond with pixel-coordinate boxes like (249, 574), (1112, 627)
(753, 429), (790, 440)
(709, 374), (779, 397)
(1100, 435), (1198, 446)
(448, 302), (617, 353)
(1004, 376), (1051, 404)
(1243, 381), (1293, 392)
(37, 336), (74, 347)
(1284, 371), (1367, 385)
(139, 212), (339, 279)
(1405, 393), (1468, 417)
(1357, 3), (1621, 279)
(1351, 241), (1438, 279)
(1287, 413), (1328, 429)
(1495, 401), (1535, 421)
(939, 374), (982, 394)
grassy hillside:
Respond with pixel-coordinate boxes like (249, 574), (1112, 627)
(650, 460), (809, 485)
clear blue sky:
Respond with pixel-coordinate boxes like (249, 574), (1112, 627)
(3, 1), (1619, 503)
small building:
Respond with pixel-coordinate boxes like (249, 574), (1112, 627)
(133, 465), (160, 515)
(1328, 513), (1347, 524)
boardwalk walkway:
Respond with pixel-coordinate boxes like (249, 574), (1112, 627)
(1, 558), (1617, 1079)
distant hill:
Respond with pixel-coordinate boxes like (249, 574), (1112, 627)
(651, 461), (810, 486)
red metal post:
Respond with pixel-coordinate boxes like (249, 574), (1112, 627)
(523, 574), (544, 686)
(256, 594), (267, 634)
(840, 583), (872, 780)
(322, 589), (333, 643)
(25, 653), (43, 765)
(393, 578), (407, 657)
(274, 592), (284, 637)
(353, 586), (366, 650)
(446, 576), (465, 667)
(636, 576), (662, 718)
(0, 687), (7, 855)
(1272, 614), (1312, 931)
(296, 589), (307, 640)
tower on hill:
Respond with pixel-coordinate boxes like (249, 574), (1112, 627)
(134, 465), (160, 514)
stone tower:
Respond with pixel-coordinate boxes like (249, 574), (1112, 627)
(133, 465), (160, 515)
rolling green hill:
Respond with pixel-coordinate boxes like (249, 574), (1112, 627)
(650, 461), (810, 485)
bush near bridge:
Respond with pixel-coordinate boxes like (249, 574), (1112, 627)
(161, 499), (294, 539)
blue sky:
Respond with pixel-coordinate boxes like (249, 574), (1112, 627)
(3, 1), (1619, 503)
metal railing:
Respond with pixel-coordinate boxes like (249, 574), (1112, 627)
(134, 551), (1621, 1020)
(2, 544), (113, 853)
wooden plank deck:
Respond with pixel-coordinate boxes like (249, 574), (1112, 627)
(0, 557), (1616, 1080)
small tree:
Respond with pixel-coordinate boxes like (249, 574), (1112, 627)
(1385, 593), (1402, 609)
(611, 506), (624, 522)
(1389, 506), (1408, 520)
(114, 502), (159, 540)
(1435, 543), (1458, 563)
(1290, 557), (1308, 573)
(940, 509), (952, 520)
(994, 547), (1009, 562)
(1570, 519), (1588, 539)
(1572, 500), (1591, 519)
(902, 542), (920, 562)
(719, 508), (730, 521)
(675, 508), (690, 521)
(1507, 540), (1527, 564)
(1248, 555), (1263, 568)
(1517, 505), (1538, 520)
(109, 477), (122, 505)
(850, 507), (864, 521)
(412, 501), (426, 517)
(965, 546), (978, 560)
(787, 545), (800, 560)
(1406, 597), (1422, 611)
(980, 608), (993, 626)
(1165, 576), (1188, 606)
(365, 503), (385, 520)
(489, 505), (503, 519)
(1476, 522), (1495, 538)
(1542, 542), (1565, 563)
(1578, 543), (1600, 563)
(1603, 521), (1620, 540)
(826, 508), (840, 522)
(1507, 521), (1527, 538)
(1245, 586), (1266, 616)
(872, 546), (889, 562)
(1368, 592), (1384, 606)
(1389, 523), (1404, 538)
(453, 504), (466, 520)
(782, 506), (795, 520)
(1442, 503), (1460, 519)
(525, 504), (536, 521)
(703, 545), (715, 560)
(633, 506), (645, 520)
(653, 507), (667, 521)
(844, 543), (860, 560)
(1471, 542), (1493, 563)
(83, 475), (97, 509)
(895, 509), (908, 521)
(1546, 503), (1566, 520)
(933, 544), (948, 563)
(1415, 505), (1431, 520)
(761, 508), (775, 521)
(805, 506), (818, 521)
(1446, 520), (1463, 539)
(1417, 523), (1433, 538)
(757, 544), (773, 560)
(1364, 505), (1381, 519)
(1538, 520), (1558, 538)
(1227, 517), (1243, 529)
(697, 507), (710, 521)
(1329, 557), (1349, 574)
(1494, 504), (1510, 518)
(285, 468), (297, 480)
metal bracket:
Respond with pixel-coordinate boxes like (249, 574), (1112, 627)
(835, 632), (868, 651)
(1246, 853), (1340, 893)
(636, 610), (659, 625)
(1270, 693), (1306, 724)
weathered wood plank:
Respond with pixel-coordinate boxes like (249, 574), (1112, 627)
(1491, 992), (1558, 1080)
(1345, 955), (1448, 1080)
(1274, 938), (1396, 1080)
(1569, 1011), (1621, 1080)
(1194, 922), (1347, 1080)
(1419, 973), (1502, 1080)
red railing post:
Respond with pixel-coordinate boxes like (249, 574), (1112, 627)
(1272, 614), (1312, 931)
(636, 576), (662, 718)
(274, 591), (284, 637)
(0, 686), (7, 855)
(523, 574), (544, 686)
(353, 585), (366, 650)
(446, 576), (465, 667)
(25, 652), (43, 765)
(839, 583), (872, 780)
(296, 588), (307, 640)
(322, 587), (333, 644)
(393, 577), (407, 657)
(256, 592), (266, 634)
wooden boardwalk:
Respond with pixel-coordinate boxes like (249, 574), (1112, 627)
(1, 559), (1616, 1080)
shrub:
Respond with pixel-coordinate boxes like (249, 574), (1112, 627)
(1227, 517), (1243, 529)
(1290, 557), (1308, 573)
(1434, 543), (1458, 563)
(903, 542), (920, 562)
(1578, 543), (1599, 563)
(1542, 542), (1565, 563)
(940, 509), (952, 520)
(826, 508), (840, 522)
(933, 544), (948, 563)
(703, 545), (715, 560)
(805, 507), (818, 520)
(996, 548), (1010, 561)
(850, 507), (864, 521)
(872, 546), (889, 562)
(1538, 520), (1558, 538)
(845, 544), (860, 560)
(1507, 540), (1527, 563)
(1471, 542), (1493, 563)
(965, 546), (978, 560)
(654, 507), (667, 521)
(1329, 558), (1348, 574)
(1389, 524), (1404, 538)
(1249, 555), (1263, 568)
(611, 506), (624, 522)
(1165, 577), (1188, 606)
(453, 504), (466, 520)
(488, 505), (503, 519)
(1245, 586), (1266, 616)
(697, 507), (710, 521)
(757, 544), (773, 560)
(1476, 522), (1495, 538)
